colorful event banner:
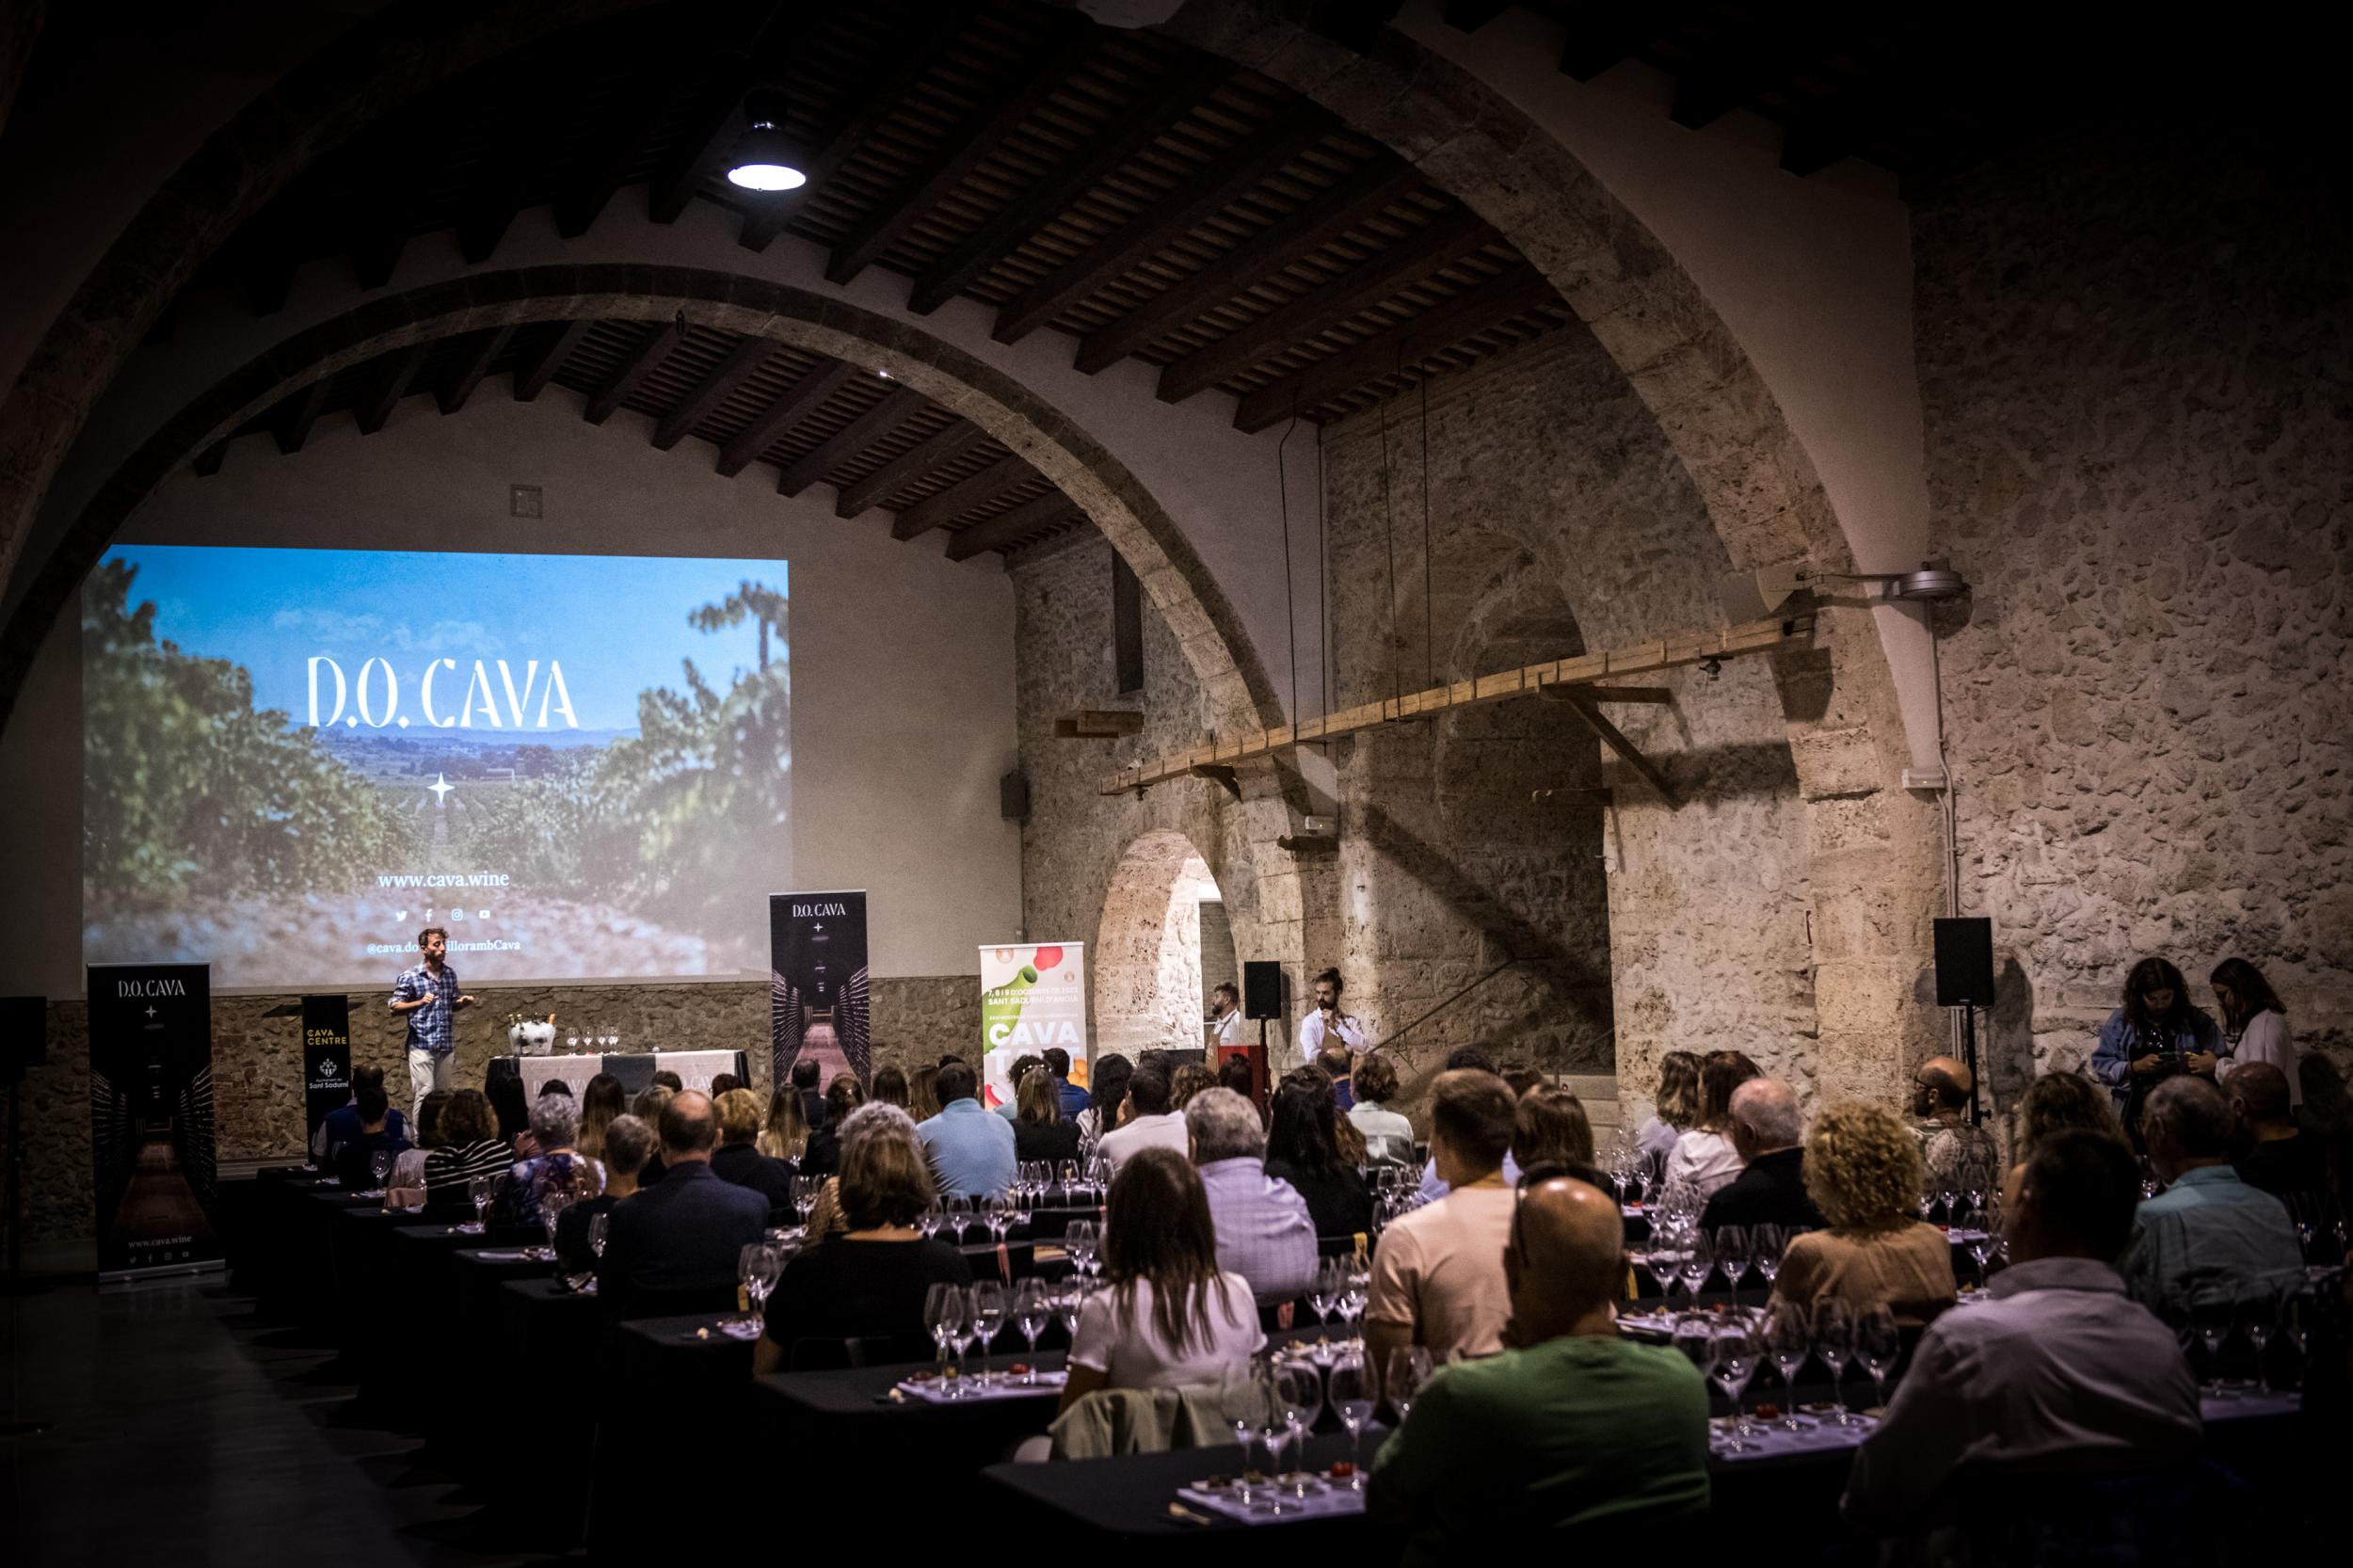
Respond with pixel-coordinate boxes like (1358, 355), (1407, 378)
(770, 891), (870, 1087)
(300, 993), (353, 1153)
(88, 963), (221, 1279)
(979, 942), (1086, 1110)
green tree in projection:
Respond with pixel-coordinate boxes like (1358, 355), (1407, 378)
(83, 559), (413, 901)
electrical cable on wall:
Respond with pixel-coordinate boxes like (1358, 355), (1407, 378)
(1378, 369), (1401, 708)
(1278, 389), (1302, 742)
(1419, 364), (1434, 690)
(1317, 424), (1331, 744)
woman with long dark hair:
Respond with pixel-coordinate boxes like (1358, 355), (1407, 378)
(2210, 957), (2297, 1108)
(1058, 1147), (1264, 1409)
(2089, 957), (2220, 1133)
(1634, 1050), (1702, 1169)
(1264, 1068), (1372, 1238)
(576, 1071), (627, 1162)
(1664, 1049), (1761, 1199)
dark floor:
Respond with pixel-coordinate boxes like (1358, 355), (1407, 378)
(3, 1273), (575, 1567)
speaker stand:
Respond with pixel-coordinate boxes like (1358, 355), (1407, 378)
(1958, 1000), (1983, 1128)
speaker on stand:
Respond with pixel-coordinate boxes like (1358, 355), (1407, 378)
(1230, 962), (1284, 1105)
(1933, 919), (1995, 1128)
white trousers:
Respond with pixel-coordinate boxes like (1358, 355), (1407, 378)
(409, 1048), (455, 1116)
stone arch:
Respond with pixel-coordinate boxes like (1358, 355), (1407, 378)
(1093, 828), (1225, 1062)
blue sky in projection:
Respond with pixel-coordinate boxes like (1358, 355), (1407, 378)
(103, 545), (788, 733)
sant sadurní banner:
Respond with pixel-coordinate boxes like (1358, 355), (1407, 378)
(301, 993), (353, 1157)
(771, 892), (870, 1088)
(88, 963), (222, 1278)
(979, 943), (1086, 1111)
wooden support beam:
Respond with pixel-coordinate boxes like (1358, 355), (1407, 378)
(192, 440), (229, 478)
(1577, 685), (1673, 704)
(438, 326), (513, 416)
(1157, 213), (1499, 404)
(1073, 162), (1425, 376)
(904, 56), (1237, 316)
(648, 51), (764, 225)
(991, 106), (1331, 347)
(273, 378), (332, 455)
(583, 322), (678, 425)
(889, 454), (1034, 540)
(653, 335), (773, 451)
(1057, 710), (1144, 739)
(1190, 763), (1241, 800)
(1529, 786), (1614, 804)
(557, 44), (697, 238)
(773, 385), (922, 495)
(354, 344), (427, 436)
(944, 493), (1082, 561)
(824, 22), (1096, 287)
(833, 420), (990, 518)
(714, 360), (856, 477)
(1559, 692), (1680, 808)
(514, 319), (592, 402)
(1230, 264), (1559, 432)
(1101, 613), (1811, 794)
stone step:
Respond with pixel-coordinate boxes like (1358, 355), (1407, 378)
(1555, 1073), (1622, 1134)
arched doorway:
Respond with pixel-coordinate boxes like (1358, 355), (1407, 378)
(1095, 829), (1230, 1063)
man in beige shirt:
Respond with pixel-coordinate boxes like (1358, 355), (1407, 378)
(1367, 1069), (1519, 1390)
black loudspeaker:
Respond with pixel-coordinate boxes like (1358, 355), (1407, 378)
(1242, 961), (1284, 1020)
(1933, 919), (1995, 1007)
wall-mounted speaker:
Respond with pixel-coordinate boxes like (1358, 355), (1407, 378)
(999, 770), (1030, 822)
(1933, 919), (1994, 1008)
(1242, 961), (1283, 1021)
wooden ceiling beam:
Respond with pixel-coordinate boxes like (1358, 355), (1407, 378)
(904, 56), (1238, 316)
(1229, 264), (1560, 432)
(824, 21), (1096, 287)
(943, 492), (1083, 562)
(439, 326), (514, 416)
(355, 345), (428, 436)
(1156, 212), (1500, 404)
(889, 453), (1036, 540)
(653, 335), (775, 452)
(773, 385), (923, 495)
(648, 51), (768, 225)
(273, 378), (333, 455)
(583, 323), (679, 425)
(1072, 161), (1426, 375)
(833, 420), (990, 518)
(713, 359), (856, 477)
(990, 104), (1330, 346)
(556, 43), (699, 238)
(514, 319), (594, 401)
(192, 440), (230, 478)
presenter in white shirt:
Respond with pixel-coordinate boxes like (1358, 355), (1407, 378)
(1296, 968), (1367, 1066)
(1207, 982), (1243, 1048)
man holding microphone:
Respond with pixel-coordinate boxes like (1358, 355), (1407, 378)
(390, 925), (477, 1115)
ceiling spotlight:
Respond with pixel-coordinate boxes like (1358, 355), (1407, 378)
(727, 92), (805, 192)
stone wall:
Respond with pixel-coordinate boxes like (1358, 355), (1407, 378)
(2, 974), (978, 1244)
(1917, 115), (2353, 1112)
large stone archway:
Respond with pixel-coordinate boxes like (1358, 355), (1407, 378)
(1094, 828), (1225, 1061)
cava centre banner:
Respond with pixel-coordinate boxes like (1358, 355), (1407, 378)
(980, 942), (1085, 1110)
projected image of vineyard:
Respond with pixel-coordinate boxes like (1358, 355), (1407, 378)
(83, 546), (791, 985)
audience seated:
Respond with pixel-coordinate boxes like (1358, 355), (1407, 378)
(709, 1087), (796, 1211)
(2228, 1063), (2329, 1206)
(1634, 1050), (1701, 1171)
(708, 1071), (742, 1100)
(753, 1105), (971, 1372)
(329, 1074), (410, 1190)
(1663, 1050), (1761, 1200)
(1216, 1053), (1257, 1100)
(916, 1061), (1016, 1200)
(316, 1064), (408, 1167)
(1699, 1079), (1825, 1233)
(1368, 1176), (1708, 1559)
(1012, 1066), (1083, 1164)
(1264, 1068), (1373, 1239)
(1167, 1062), (1217, 1110)
(555, 1112), (653, 1275)
(1074, 1053), (1132, 1151)
(576, 1072), (626, 1163)
(1346, 1053), (1417, 1167)
(631, 1084), (675, 1185)
(995, 1055), (1045, 1121)
(495, 1090), (601, 1226)
(2122, 1076), (2303, 1320)
(1369, 1070), (1520, 1376)
(1185, 1086), (1317, 1306)
(1842, 1129), (2201, 1535)
(803, 1074), (866, 1175)
(422, 1088), (514, 1219)
(2013, 1072), (2124, 1167)
(1418, 1049), (1523, 1201)
(1512, 1083), (1598, 1184)
(870, 1064), (909, 1111)
(386, 1089), (448, 1207)
(650, 1069), (684, 1093)
(1316, 1044), (1355, 1112)
(789, 1056), (824, 1134)
(1058, 1147), (1265, 1411)
(756, 1082), (809, 1164)
(1909, 1054), (2001, 1195)
(1043, 1047), (1091, 1117)
(487, 1072), (535, 1157)
(1774, 1101), (1956, 1327)
(596, 1091), (769, 1320)
(1098, 1068), (1189, 1175)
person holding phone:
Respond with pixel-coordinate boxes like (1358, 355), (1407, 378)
(2089, 957), (2219, 1144)
(1296, 967), (1367, 1066)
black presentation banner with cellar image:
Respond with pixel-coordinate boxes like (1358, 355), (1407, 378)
(770, 892), (870, 1088)
(88, 963), (221, 1278)
(301, 993), (353, 1154)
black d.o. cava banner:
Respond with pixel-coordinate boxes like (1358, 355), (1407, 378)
(301, 994), (353, 1154)
(770, 891), (869, 1088)
(88, 963), (220, 1278)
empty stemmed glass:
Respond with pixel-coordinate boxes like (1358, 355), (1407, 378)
(1055, 1160), (1080, 1201)
(1642, 1230), (1688, 1304)
(1762, 1303), (1811, 1431)
(1309, 1256), (1343, 1333)
(467, 1173), (496, 1235)
(791, 1175), (820, 1228)
(1010, 1278), (1050, 1384)
(537, 1191), (574, 1260)
(1678, 1230), (1716, 1304)
(1053, 1279), (1085, 1348)
(1855, 1304), (1899, 1416)
(1672, 1312), (1720, 1394)
(2190, 1298), (2233, 1397)
(1326, 1353), (1375, 1486)
(1383, 1345), (1432, 1425)
(965, 1280), (1007, 1388)
(941, 1193), (973, 1244)
(1714, 1224), (1752, 1306)
(1063, 1219), (1098, 1280)
(587, 1211), (609, 1260)
(1966, 1199), (2002, 1289)
(1710, 1316), (1763, 1450)
(366, 1150), (393, 1197)
(1812, 1299), (1857, 1424)
(917, 1201), (943, 1240)
(2239, 1299), (2273, 1392)
(983, 1192), (1016, 1245)
(737, 1241), (782, 1324)
(923, 1283), (966, 1390)
(1274, 1362), (1321, 1496)
(1343, 1256), (1370, 1335)
(1750, 1223), (1785, 1294)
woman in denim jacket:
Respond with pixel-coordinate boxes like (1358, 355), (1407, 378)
(2089, 956), (2221, 1144)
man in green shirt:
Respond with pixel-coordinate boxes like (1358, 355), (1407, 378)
(1368, 1175), (1709, 1561)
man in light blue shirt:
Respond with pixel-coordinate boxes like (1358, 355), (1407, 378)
(2121, 1076), (2303, 1321)
(918, 1060), (1016, 1200)
(1186, 1087), (1317, 1305)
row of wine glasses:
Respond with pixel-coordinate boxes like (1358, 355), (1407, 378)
(1916, 1163), (1999, 1226)
(1061, 1219), (1102, 1280)
(1226, 1347), (1432, 1512)
(1306, 1255), (1370, 1332)
(562, 1033), (624, 1051)
(920, 1279), (1064, 1392)
(2185, 1291), (2314, 1395)
(917, 1192), (1021, 1245)
(1640, 1222), (1804, 1306)
(1670, 1302), (1899, 1450)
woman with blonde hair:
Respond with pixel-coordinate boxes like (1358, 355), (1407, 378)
(1635, 1050), (1702, 1167)
(1772, 1101), (1957, 1326)
(576, 1072), (627, 1163)
(907, 1065), (943, 1123)
(1014, 1065), (1081, 1163)
(1663, 1050), (1760, 1199)
(1170, 1062), (1218, 1110)
(758, 1082), (810, 1163)
(2013, 1072), (2122, 1162)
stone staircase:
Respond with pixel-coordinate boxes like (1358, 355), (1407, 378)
(1559, 1073), (1624, 1140)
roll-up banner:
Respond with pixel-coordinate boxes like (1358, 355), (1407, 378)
(301, 994), (353, 1155)
(88, 962), (223, 1280)
(770, 891), (870, 1088)
(979, 942), (1086, 1111)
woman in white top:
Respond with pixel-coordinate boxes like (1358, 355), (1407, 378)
(2210, 958), (2298, 1107)
(1633, 1050), (1701, 1171)
(1059, 1147), (1265, 1406)
(1664, 1049), (1762, 1199)
(1344, 1053), (1417, 1167)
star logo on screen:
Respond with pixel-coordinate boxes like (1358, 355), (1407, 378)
(427, 774), (454, 804)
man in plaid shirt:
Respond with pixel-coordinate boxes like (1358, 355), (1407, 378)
(390, 926), (476, 1115)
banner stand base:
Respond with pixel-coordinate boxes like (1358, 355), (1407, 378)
(99, 1258), (227, 1288)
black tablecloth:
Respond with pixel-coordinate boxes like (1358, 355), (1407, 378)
(484, 1049), (748, 1099)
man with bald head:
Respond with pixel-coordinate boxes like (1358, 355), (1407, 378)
(2227, 1062), (2328, 1205)
(1369, 1176), (1709, 1560)
(595, 1089), (770, 1320)
(1700, 1078), (1825, 1232)
(1910, 1054), (2000, 1196)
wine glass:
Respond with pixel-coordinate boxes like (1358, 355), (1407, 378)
(1064, 1219), (1097, 1280)
(748, 1242), (783, 1322)
(1762, 1302), (1811, 1431)
(367, 1149), (393, 1196)
(2239, 1299), (2273, 1393)
(2190, 1298), (2233, 1396)
(1855, 1304), (1899, 1416)
(1711, 1316), (1762, 1450)
(538, 1192), (574, 1260)
(1812, 1299), (1856, 1424)
(1342, 1256), (1371, 1333)
(984, 1192), (1015, 1244)
(1672, 1312), (1720, 1390)
(1751, 1223), (1785, 1294)
(1384, 1345), (1432, 1423)
(1053, 1280), (1084, 1346)
(1326, 1354), (1375, 1487)
(1641, 1232), (1687, 1303)
(1011, 1278), (1050, 1384)
(792, 1175), (820, 1227)
(1714, 1224), (1752, 1305)
(467, 1173), (496, 1234)
(1678, 1230), (1716, 1303)
(917, 1201), (943, 1240)
(968, 1280), (1007, 1388)
(1274, 1362), (1321, 1495)
(922, 1282), (965, 1385)
(942, 1193), (973, 1244)
(1966, 1206), (2001, 1290)
(1309, 1256), (1342, 1331)
(1056, 1159), (1080, 1198)
(587, 1211), (609, 1259)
